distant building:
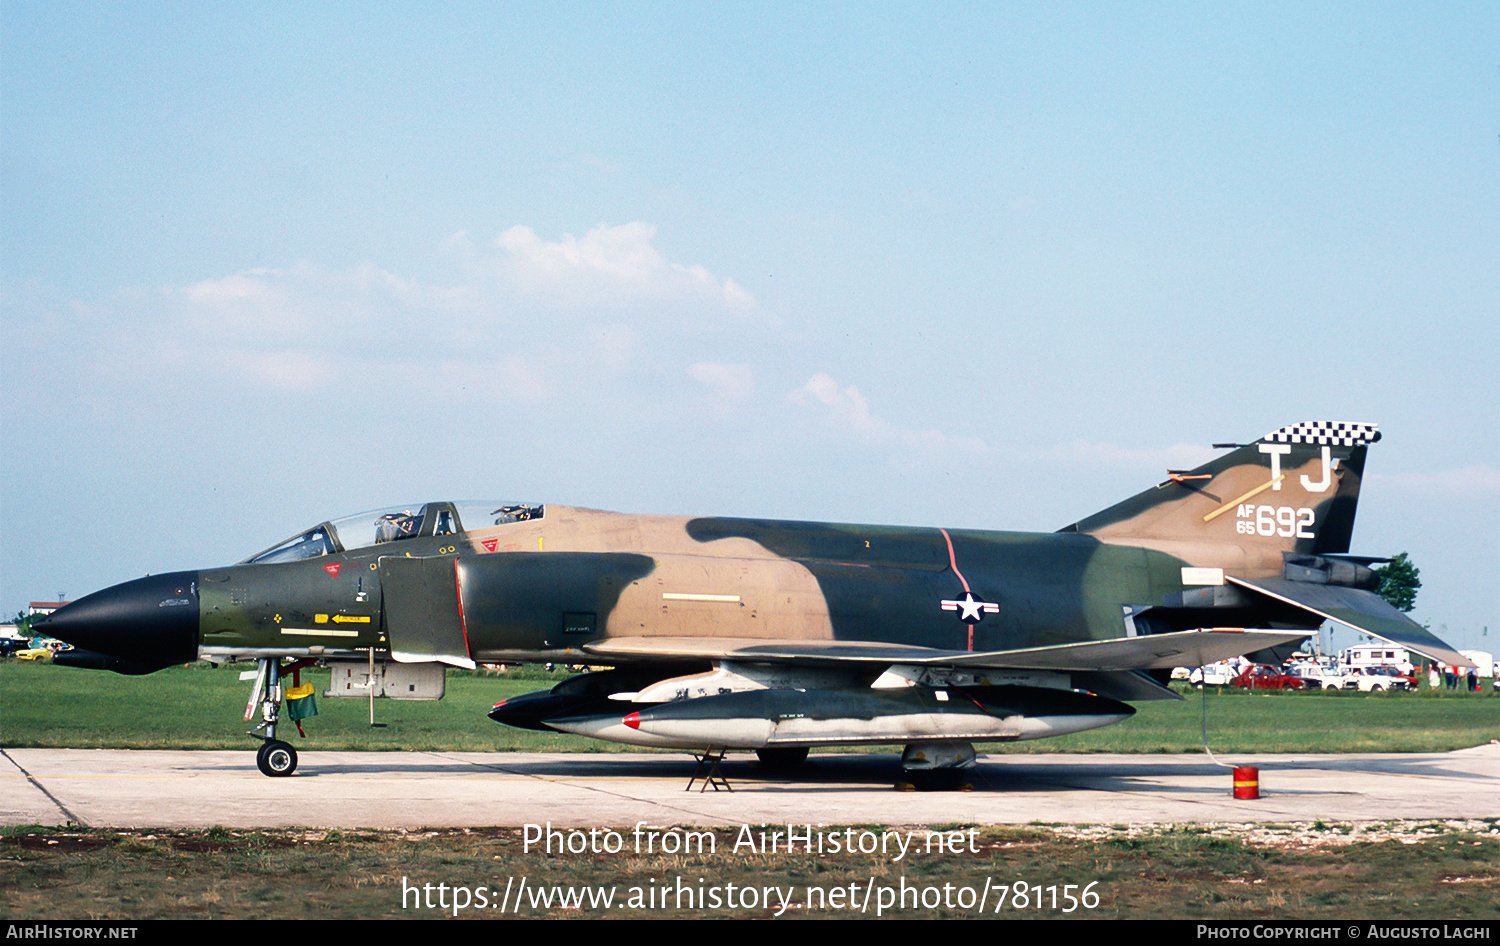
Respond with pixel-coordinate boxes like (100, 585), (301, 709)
(28, 601), (70, 617)
(1459, 650), (1494, 678)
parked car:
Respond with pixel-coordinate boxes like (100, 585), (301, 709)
(1285, 662), (1354, 690)
(1230, 664), (1307, 690)
(1347, 666), (1413, 692)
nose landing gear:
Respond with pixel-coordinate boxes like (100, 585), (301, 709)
(256, 739), (298, 777)
(246, 657), (308, 777)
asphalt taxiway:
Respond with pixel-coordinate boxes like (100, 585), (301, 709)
(4, 745), (1496, 829)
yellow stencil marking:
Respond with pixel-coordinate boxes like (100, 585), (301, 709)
(280, 627), (360, 638)
(1203, 474), (1284, 522)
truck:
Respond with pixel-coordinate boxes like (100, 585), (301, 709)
(1338, 645), (1414, 675)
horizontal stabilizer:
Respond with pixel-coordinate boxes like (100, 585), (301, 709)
(1227, 576), (1474, 668)
(585, 627), (1309, 673)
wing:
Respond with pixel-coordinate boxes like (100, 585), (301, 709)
(584, 627), (1308, 672)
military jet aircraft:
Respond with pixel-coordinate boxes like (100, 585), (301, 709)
(38, 421), (1469, 780)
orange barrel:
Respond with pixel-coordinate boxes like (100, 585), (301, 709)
(1232, 766), (1260, 799)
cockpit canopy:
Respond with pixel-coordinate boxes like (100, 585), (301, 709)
(243, 502), (544, 565)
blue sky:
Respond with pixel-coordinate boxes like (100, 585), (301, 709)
(3, 3), (1496, 649)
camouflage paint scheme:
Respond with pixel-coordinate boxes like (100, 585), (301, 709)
(39, 422), (1470, 775)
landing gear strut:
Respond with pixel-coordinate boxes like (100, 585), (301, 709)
(247, 657), (301, 777)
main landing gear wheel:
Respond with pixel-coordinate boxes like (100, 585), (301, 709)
(257, 739), (298, 777)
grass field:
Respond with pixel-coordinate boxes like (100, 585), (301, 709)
(2, 660), (1496, 754)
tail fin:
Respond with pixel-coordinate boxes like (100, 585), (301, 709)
(1061, 422), (1380, 555)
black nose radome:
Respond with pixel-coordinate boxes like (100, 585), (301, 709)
(39, 570), (200, 672)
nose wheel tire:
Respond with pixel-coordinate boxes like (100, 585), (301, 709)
(256, 740), (298, 777)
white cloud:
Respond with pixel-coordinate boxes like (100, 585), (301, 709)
(492, 222), (756, 313)
(789, 373), (989, 457)
(88, 222), (761, 402)
(689, 361), (755, 405)
(173, 261), (438, 347)
(432, 353), (551, 402)
(222, 349), (334, 392)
